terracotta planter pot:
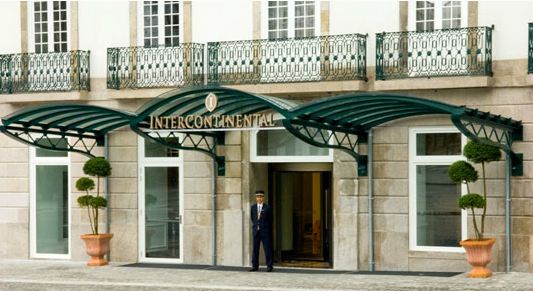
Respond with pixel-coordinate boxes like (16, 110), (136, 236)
(460, 238), (496, 278)
(80, 233), (113, 266)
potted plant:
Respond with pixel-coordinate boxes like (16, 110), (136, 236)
(75, 157), (113, 266)
(448, 139), (501, 278)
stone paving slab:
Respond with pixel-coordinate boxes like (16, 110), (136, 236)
(0, 259), (532, 291)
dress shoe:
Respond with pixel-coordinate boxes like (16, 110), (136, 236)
(267, 267), (273, 272)
(249, 268), (258, 272)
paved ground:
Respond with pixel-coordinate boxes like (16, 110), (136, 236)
(0, 259), (532, 290)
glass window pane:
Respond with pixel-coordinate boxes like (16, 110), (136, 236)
(269, 7), (277, 18)
(416, 133), (461, 155)
(295, 5), (304, 16)
(36, 165), (69, 254)
(416, 165), (461, 247)
(416, 1), (425, 8)
(452, 19), (461, 28)
(36, 138), (68, 157)
(257, 130), (329, 156)
(145, 166), (180, 259)
(145, 138), (180, 158)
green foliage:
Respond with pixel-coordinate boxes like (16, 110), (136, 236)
(75, 177), (95, 192)
(83, 157), (112, 178)
(448, 161), (478, 183)
(76, 157), (112, 235)
(463, 140), (501, 164)
(89, 196), (107, 208)
(77, 195), (94, 207)
(458, 193), (486, 210)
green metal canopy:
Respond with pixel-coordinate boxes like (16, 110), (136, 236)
(0, 86), (523, 175)
(0, 104), (134, 155)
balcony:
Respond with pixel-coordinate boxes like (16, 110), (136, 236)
(107, 44), (205, 89)
(527, 22), (533, 74)
(0, 50), (90, 94)
(207, 34), (367, 89)
(376, 26), (493, 81)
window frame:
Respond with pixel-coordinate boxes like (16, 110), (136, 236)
(408, 1), (468, 31)
(261, 1), (320, 39)
(408, 126), (467, 253)
(29, 137), (71, 259)
(28, 0), (71, 53)
(250, 127), (333, 163)
(137, 135), (184, 264)
(137, 0), (184, 47)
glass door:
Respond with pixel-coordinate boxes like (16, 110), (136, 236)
(30, 138), (70, 259)
(139, 137), (183, 263)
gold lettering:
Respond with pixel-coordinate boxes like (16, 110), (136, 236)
(163, 117), (170, 129)
(185, 116), (194, 129)
(266, 113), (275, 126)
(243, 115), (252, 128)
(235, 115), (243, 127)
(171, 116), (177, 129)
(258, 115), (267, 127)
(154, 116), (164, 129)
(213, 115), (221, 128)
(194, 116), (203, 128)
(204, 116), (212, 128)
(150, 115), (154, 128)
(225, 115), (235, 128)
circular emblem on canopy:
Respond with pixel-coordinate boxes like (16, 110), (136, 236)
(205, 93), (218, 112)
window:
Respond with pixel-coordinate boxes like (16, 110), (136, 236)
(29, 1), (69, 53)
(264, 1), (319, 39)
(250, 128), (333, 163)
(409, 1), (467, 31)
(30, 138), (70, 259)
(139, 1), (182, 47)
(409, 128), (467, 252)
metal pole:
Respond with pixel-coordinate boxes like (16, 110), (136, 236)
(104, 134), (111, 260)
(505, 152), (512, 273)
(368, 129), (375, 272)
(211, 158), (217, 266)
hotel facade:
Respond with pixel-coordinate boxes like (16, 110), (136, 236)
(0, 0), (532, 273)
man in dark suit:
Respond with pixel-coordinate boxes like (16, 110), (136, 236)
(250, 190), (273, 272)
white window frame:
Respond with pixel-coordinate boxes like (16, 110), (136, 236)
(250, 127), (334, 163)
(408, 1), (468, 31)
(137, 135), (184, 264)
(408, 127), (467, 253)
(261, 1), (320, 39)
(137, 1), (184, 47)
(28, 0), (71, 53)
(29, 138), (71, 259)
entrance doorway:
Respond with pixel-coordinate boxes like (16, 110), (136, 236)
(270, 164), (332, 268)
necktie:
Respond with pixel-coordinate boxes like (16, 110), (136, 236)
(257, 205), (261, 219)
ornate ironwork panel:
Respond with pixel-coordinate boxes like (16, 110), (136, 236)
(376, 26), (493, 80)
(107, 44), (205, 89)
(207, 33), (367, 85)
(0, 125), (102, 157)
(527, 23), (533, 74)
(0, 50), (90, 94)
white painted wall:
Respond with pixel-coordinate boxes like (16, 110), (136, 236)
(329, 0), (399, 67)
(478, 1), (533, 60)
(191, 0), (253, 43)
(78, 0), (130, 78)
(0, 1), (21, 54)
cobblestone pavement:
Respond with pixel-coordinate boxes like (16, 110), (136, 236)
(0, 260), (532, 291)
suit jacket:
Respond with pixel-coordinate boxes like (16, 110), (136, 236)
(251, 203), (272, 235)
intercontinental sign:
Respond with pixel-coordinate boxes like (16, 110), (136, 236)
(149, 93), (276, 130)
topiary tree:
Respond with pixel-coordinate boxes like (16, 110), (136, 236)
(75, 157), (112, 235)
(448, 139), (501, 240)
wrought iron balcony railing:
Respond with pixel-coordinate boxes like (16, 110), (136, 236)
(527, 22), (533, 74)
(107, 43), (205, 89)
(376, 26), (493, 80)
(0, 50), (90, 94)
(207, 33), (367, 85)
